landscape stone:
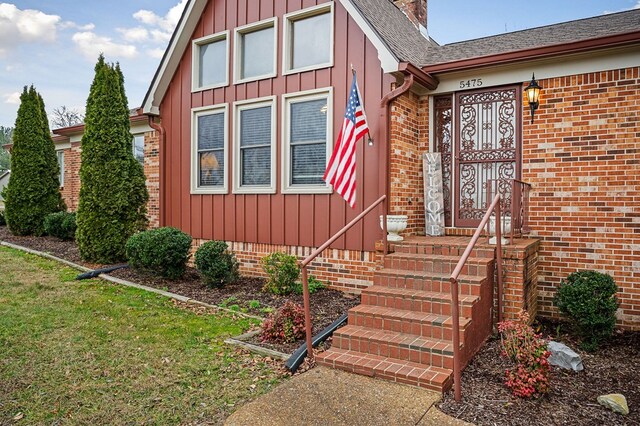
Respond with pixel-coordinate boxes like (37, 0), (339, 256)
(597, 394), (629, 415)
(548, 341), (584, 371)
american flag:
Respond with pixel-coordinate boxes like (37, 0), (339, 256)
(323, 74), (369, 208)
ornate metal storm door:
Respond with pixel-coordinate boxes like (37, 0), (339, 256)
(454, 86), (521, 227)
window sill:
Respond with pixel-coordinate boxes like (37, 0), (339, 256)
(232, 186), (276, 195)
(283, 62), (333, 76)
(281, 185), (333, 195)
(191, 81), (229, 93)
(234, 72), (277, 86)
(191, 187), (229, 195)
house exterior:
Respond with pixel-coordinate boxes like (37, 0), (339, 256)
(0, 170), (9, 209)
(47, 0), (639, 333)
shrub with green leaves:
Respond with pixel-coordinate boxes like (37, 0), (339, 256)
(44, 211), (76, 240)
(261, 252), (300, 295)
(125, 227), (192, 279)
(76, 56), (148, 263)
(194, 241), (239, 288)
(261, 300), (306, 344)
(293, 275), (326, 295)
(2, 86), (64, 236)
(554, 270), (619, 351)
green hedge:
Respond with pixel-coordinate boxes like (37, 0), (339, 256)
(44, 211), (76, 240)
(125, 227), (192, 279)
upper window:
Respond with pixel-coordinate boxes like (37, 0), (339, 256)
(234, 18), (277, 84)
(282, 88), (333, 193)
(56, 150), (64, 187)
(191, 104), (228, 194)
(283, 4), (334, 74)
(192, 31), (229, 91)
(233, 97), (276, 193)
(133, 134), (144, 165)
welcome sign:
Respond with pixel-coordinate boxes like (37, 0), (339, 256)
(423, 153), (445, 236)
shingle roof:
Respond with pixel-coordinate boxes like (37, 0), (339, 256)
(348, 0), (436, 64)
(350, 2), (640, 67)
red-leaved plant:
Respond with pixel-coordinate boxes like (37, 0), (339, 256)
(497, 311), (551, 398)
(261, 300), (306, 344)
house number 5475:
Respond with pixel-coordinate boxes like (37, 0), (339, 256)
(459, 78), (483, 89)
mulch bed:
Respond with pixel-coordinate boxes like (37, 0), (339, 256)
(0, 225), (360, 356)
(439, 319), (640, 425)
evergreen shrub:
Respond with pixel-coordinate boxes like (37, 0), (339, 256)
(2, 86), (64, 235)
(194, 241), (239, 288)
(44, 211), (76, 240)
(125, 227), (192, 279)
(261, 252), (300, 295)
(554, 270), (619, 351)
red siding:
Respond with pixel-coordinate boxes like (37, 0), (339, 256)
(160, 0), (394, 251)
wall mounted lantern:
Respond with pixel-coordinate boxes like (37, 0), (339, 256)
(524, 73), (542, 124)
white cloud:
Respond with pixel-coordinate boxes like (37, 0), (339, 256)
(117, 26), (149, 42)
(133, 0), (187, 32)
(59, 21), (95, 31)
(72, 31), (137, 61)
(4, 91), (20, 104)
(603, 1), (640, 14)
(0, 3), (61, 55)
(147, 48), (165, 59)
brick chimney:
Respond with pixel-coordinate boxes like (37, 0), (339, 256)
(393, 0), (427, 29)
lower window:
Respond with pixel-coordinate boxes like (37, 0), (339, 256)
(191, 105), (228, 194)
(282, 88), (333, 193)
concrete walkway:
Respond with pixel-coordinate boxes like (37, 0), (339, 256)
(225, 367), (472, 426)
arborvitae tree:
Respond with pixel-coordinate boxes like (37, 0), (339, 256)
(2, 86), (64, 235)
(76, 55), (148, 263)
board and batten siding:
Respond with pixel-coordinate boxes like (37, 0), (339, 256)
(160, 0), (394, 252)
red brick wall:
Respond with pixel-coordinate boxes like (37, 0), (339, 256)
(144, 131), (161, 228)
(58, 131), (161, 230)
(60, 142), (81, 211)
(389, 91), (430, 234)
(523, 67), (640, 329)
(192, 239), (379, 294)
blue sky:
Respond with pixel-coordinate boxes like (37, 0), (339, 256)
(0, 0), (638, 128)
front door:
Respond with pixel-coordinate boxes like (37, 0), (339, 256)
(452, 86), (521, 228)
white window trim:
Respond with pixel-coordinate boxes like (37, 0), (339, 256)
(281, 87), (333, 194)
(233, 17), (278, 85)
(191, 30), (230, 93)
(282, 3), (334, 76)
(132, 133), (145, 165)
(232, 96), (277, 194)
(56, 150), (64, 188)
(191, 104), (229, 194)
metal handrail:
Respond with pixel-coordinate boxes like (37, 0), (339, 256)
(300, 195), (388, 360)
(449, 193), (504, 402)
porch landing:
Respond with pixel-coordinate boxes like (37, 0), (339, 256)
(318, 234), (540, 392)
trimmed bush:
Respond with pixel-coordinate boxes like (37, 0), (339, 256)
(194, 241), (239, 288)
(261, 300), (306, 344)
(125, 227), (192, 279)
(44, 211), (76, 240)
(261, 252), (300, 295)
(554, 270), (619, 351)
(2, 86), (64, 236)
(76, 56), (148, 263)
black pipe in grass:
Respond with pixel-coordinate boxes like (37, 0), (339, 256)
(76, 264), (130, 280)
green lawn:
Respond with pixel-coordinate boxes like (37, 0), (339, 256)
(0, 246), (285, 425)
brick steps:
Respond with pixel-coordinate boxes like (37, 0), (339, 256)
(316, 348), (453, 391)
(332, 325), (460, 369)
(361, 285), (478, 317)
(317, 237), (495, 393)
(375, 268), (486, 295)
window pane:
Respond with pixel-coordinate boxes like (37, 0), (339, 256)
(240, 106), (271, 186)
(199, 39), (226, 87)
(292, 144), (325, 185)
(199, 150), (224, 186)
(241, 146), (270, 186)
(133, 135), (144, 164)
(290, 98), (327, 186)
(56, 151), (64, 186)
(291, 99), (327, 142)
(198, 113), (225, 150)
(291, 13), (331, 69)
(242, 26), (274, 79)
